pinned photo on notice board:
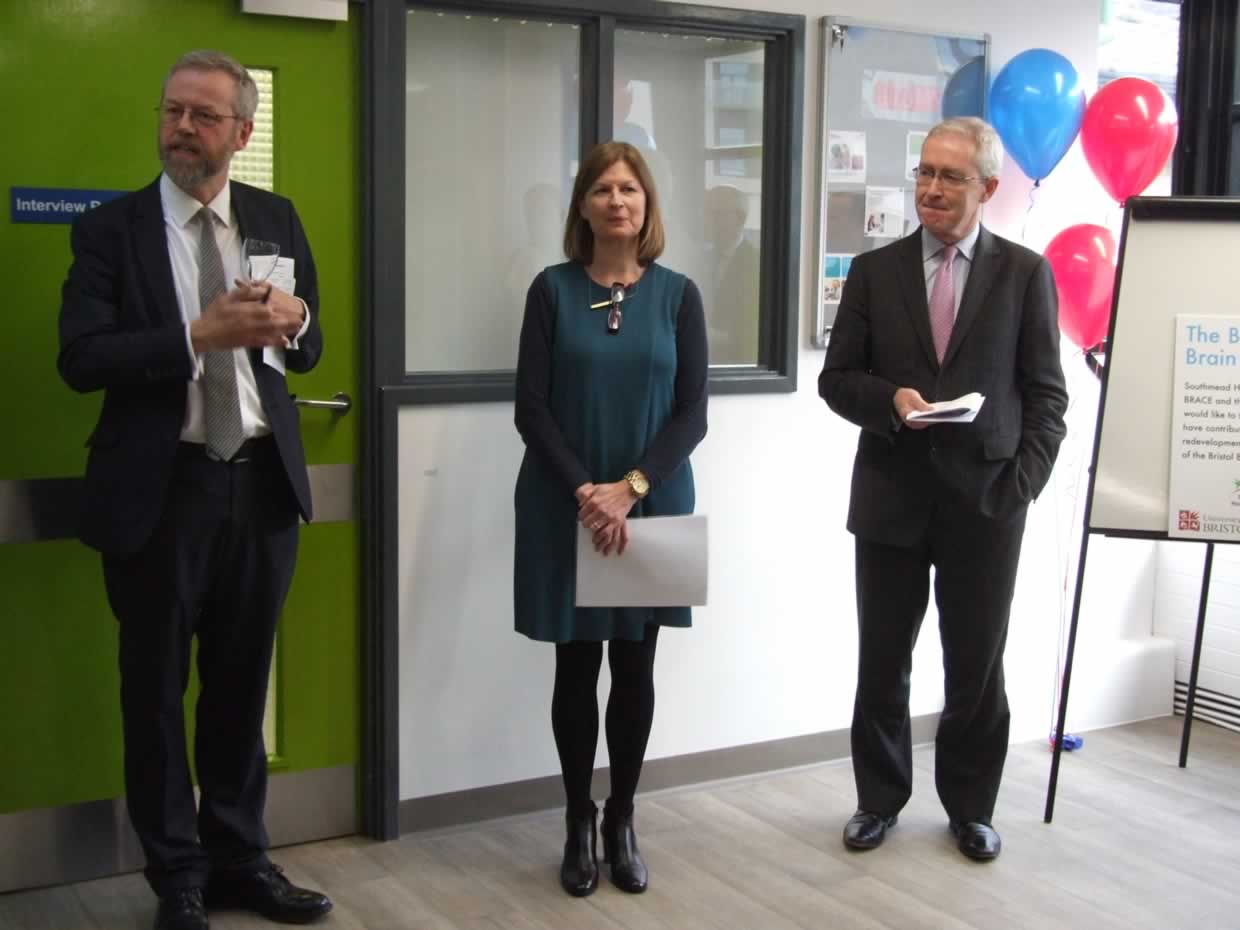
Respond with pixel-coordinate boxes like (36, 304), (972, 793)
(827, 130), (867, 184)
(863, 186), (904, 238)
(823, 252), (854, 306)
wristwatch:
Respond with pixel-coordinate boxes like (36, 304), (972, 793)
(623, 468), (650, 499)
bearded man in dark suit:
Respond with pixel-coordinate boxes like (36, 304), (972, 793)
(819, 117), (1068, 862)
(58, 50), (332, 930)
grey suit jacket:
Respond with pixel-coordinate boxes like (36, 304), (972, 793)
(818, 225), (1068, 546)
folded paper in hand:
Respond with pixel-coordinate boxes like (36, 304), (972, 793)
(905, 391), (985, 424)
(575, 514), (708, 607)
(259, 257), (297, 375)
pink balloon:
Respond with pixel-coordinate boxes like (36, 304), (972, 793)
(1044, 224), (1118, 350)
(1081, 77), (1178, 204)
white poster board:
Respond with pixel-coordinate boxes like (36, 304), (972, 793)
(1167, 315), (1240, 539)
(1089, 197), (1240, 536)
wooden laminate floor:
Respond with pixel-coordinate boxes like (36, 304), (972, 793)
(3, 716), (1238, 930)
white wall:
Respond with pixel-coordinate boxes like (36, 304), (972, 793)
(1155, 541), (1240, 699)
(397, 0), (1172, 801)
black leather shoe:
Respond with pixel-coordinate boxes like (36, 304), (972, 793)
(560, 807), (600, 897)
(601, 811), (648, 894)
(950, 820), (1002, 861)
(843, 810), (898, 850)
(154, 888), (208, 930)
(206, 864), (332, 924)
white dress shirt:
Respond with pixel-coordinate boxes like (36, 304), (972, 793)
(162, 174), (279, 442)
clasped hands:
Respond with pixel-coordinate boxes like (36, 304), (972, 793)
(576, 481), (639, 556)
(190, 279), (305, 353)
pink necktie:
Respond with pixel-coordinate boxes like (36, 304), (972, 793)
(929, 245), (957, 363)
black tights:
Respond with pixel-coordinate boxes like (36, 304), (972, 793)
(552, 625), (660, 820)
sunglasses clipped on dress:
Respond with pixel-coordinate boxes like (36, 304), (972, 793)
(590, 282), (633, 334)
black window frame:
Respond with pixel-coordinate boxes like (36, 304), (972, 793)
(368, 0), (805, 405)
(1174, 0), (1235, 194)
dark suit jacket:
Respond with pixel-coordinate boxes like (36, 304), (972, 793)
(818, 225), (1067, 547)
(58, 178), (323, 556)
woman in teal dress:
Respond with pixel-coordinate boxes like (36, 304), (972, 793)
(514, 142), (708, 898)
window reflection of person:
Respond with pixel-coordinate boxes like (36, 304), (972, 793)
(704, 184), (759, 364)
(640, 147), (708, 290)
(506, 183), (564, 300)
(613, 75), (656, 150)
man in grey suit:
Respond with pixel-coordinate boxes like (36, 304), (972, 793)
(819, 117), (1068, 861)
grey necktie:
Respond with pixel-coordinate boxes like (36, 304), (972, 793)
(195, 208), (245, 461)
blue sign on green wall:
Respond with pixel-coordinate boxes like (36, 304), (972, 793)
(11, 186), (125, 224)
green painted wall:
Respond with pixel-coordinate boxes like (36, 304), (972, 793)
(0, 0), (361, 812)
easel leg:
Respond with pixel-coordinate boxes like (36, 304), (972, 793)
(1179, 542), (1214, 768)
(1045, 529), (1092, 823)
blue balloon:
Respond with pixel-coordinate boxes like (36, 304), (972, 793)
(942, 57), (985, 120)
(990, 49), (1086, 182)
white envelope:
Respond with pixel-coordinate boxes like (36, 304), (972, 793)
(255, 257), (297, 374)
(262, 256), (296, 295)
(575, 514), (708, 607)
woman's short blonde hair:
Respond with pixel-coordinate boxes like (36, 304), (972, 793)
(563, 142), (665, 265)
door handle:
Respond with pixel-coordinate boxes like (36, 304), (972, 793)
(291, 391), (352, 414)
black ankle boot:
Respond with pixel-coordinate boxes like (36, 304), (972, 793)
(560, 806), (599, 897)
(601, 809), (648, 893)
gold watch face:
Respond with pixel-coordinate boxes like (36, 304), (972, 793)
(627, 471), (650, 496)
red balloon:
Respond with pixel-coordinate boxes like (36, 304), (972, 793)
(1081, 77), (1178, 204)
(1044, 224), (1118, 350)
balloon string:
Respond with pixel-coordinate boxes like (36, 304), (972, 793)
(1022, 179), (1040, 243)
(1083, 345), (1104, 380)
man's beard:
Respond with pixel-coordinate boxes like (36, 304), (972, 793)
(159, 140), (227, 193)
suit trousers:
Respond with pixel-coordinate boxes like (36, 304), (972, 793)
(850, 495), (1027, 824)
(101, 438), (299, 894)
